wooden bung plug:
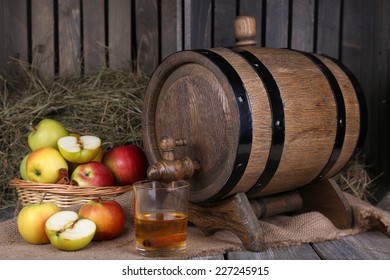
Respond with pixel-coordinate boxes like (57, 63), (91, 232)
(235, 15), (257, 47)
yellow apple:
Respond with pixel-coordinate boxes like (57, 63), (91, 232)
(26, 147), (68, 183)
(45, 211), (96, 251)
(28, 118), (69, 151)
(57, 135), (101, 164)
(17, 202), (60, 244)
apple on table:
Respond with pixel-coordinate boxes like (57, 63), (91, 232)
(17, 202), (60, 244)
(79, 199), (125, 241)
(45, 211), (96, 251)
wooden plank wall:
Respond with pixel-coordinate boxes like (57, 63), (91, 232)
(0, 0), (389, 186)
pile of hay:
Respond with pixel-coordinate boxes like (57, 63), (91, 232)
(334, 158), (381, 202)
(0, 68), (149, 208)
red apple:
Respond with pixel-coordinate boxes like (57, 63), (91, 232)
(78, 199), (125, 241)
(102, 145), (148, 185)
(71, 161), (114, 187)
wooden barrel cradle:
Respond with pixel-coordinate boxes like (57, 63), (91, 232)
(141, 47), (367, 203)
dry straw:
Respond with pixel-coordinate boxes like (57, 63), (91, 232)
(0, 66), (148, 208)
(334, 158), (382, 202)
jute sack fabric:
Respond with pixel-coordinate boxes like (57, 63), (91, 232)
(0, 191), (389, 260)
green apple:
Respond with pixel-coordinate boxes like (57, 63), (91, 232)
(57, 135), (102, 164)
(19, 153), (30, 180)
(28, 119), (69, 151)
(26, 147), (68, 183)
(45, 211), (96, 251)
(17, 202), (60, 244)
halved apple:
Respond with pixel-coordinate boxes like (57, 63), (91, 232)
(57, 135), (101, 163)
(45, 211), (96, 251)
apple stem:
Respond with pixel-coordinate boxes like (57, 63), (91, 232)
(26, 123), (36, 132)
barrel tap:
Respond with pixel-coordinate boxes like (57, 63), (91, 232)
(147, 136), (200, 183)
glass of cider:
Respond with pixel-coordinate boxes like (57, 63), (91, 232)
(133, 180), (190, 256)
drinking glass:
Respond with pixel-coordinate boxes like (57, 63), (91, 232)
(133, 180), (190, 256)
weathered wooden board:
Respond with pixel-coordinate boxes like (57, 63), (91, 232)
(135, 0), (159, 76)
(291, 0), (315, 51)
(161, 0), (183, 60)
(58, 0), (81, 76)
(214, 0), (236, 47)
(191, 254), (225, 260)
(312, 231), (390, 260)
(226, 244), (321, 260)
(184, 0), (212, 49)
(82, 0), (106, 73)
(265, 0), (289, 48)
(361, 0), (390, 186)
(0, 0), (6, 76)
(316, 0), (341, 58)
(1, 0), (28, 75)
(341, 0), (390, 187)
(108, 0), (132, 70)
(31, 0), (55, 78)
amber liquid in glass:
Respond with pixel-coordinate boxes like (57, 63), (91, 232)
(135, 210), (188, 253)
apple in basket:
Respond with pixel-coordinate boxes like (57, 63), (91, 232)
(57, 135), (102, 164)
(45, 211), (96, 251)
(17, 202), (60, 244)
(19, 153), (30, 180)
(71, 162), (114, 187)
(67, 147), (104, 174)
(103, 145), (148, 185)
(26, 147), (68, 183)
(78, 199), (125, 241)
(28, 118), (69, 151)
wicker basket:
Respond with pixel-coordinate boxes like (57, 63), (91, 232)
(10, 178), (133, 208)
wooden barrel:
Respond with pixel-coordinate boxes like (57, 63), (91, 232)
(141, 47), (367, 203)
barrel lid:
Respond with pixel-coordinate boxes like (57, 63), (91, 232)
(142, 50), (244, 202)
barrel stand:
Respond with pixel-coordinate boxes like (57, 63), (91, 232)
(188, 178), (353, 252)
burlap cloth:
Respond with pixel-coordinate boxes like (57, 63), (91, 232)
(0, 191), (389, 260)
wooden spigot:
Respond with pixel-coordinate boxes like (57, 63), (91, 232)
(235, 15), (257, 46)
(147, 136), (200, 183)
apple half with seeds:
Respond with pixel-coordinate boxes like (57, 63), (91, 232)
(58, 135), (101, 164)
(45, 211), (96, 251)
